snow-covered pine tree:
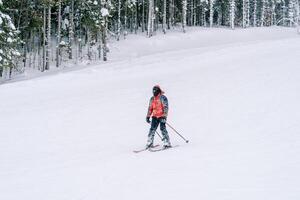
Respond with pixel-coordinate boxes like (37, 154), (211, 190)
(126, 0), (136, 34)
(201, 0), (208, 27)
(261, 0), (266, 26)
(281, 0), (286, 26)
(242, 0), (246, 28)
(169, 0), (175, 28)
(253, 0), (257, 26)
(1, 0), (299, 81)
(100, 0), (110, 61)
(242, 0), (250, 28)
(288, 0), (293, 26)
(270, 0), (276, 26)
(295, 0), (300, 33)
(288, 0), (299, 27)
(0, 0), (20, 78)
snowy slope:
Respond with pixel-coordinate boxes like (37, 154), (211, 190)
(1, 27), (300, 200)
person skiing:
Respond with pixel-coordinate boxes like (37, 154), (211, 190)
(146, 85), (171, 149)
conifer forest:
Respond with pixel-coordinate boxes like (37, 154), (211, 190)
(0, 0), (299, 80)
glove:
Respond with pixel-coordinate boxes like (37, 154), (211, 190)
(146, 117), (151, 123)
(160, 117), (167, 123)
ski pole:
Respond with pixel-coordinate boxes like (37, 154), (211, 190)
(166, 122), (189, 143)
(155, 130), (163, 140)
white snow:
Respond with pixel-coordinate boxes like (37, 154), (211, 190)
(101, 8), (109, 17)
(7, 37), (12, 43)
(59, 40), (67, 46)
(1, 27), (300, 200)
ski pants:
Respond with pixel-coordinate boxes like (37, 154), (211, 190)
(147, 117), (170, 144)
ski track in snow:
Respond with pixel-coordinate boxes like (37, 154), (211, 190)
(1, 27), (300, 200)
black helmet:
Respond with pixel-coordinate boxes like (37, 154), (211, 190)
(153, 85), (161, 96)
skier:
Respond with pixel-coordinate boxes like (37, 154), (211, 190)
(146, 85), (171, 149)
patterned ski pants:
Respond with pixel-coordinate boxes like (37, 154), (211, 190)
(147, 117), (170, 144)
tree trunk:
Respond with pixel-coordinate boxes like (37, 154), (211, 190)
(98, 31), (101, 59)
(102, 25), (107, 61)
(169, 0), (174, 28)
(69, 0), (74, 59)
(46, 4), (51, 71)
(135, 2), (138, 34)
(101, 1), (108, 61)
(117, 0), (121, 40)
(209, 0), (213, 27)
(124, 0), (128, 39)
(56, 0), (61, 68)
(182, 0), (187, 32)
(253, 0), (257, 26)
(271, 1), (276, 26)
(295, 0), (300, 33)
(246, 0), (250, 27)
(261, 0), (266, 27)
(152, 0), (155, 33)
(42, 6), (46, 72)
(147, 0), (154, 37)
(194, 0), (197, 26)
(87, 29), (92, 61)
(202, 3), (206, 26)
(242, 0), (246, 28)
(142, 0), (145, 32)
(230, 0), (235, 29)
(78, 20), (83, 61)
(163, 0), (167, 33)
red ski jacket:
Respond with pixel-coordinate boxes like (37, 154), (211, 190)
(147, 94), (169, 118)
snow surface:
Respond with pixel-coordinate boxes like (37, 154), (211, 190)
(1, 27), (300, 200)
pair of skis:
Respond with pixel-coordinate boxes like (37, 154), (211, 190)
(133, 144), (178, 153)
